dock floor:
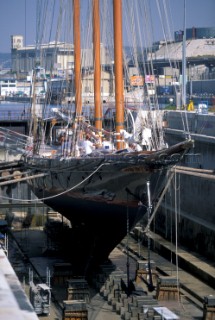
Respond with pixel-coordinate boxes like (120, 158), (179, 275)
(4, 227), (215, 319)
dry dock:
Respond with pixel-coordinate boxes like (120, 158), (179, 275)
(1, 221), (214, 320)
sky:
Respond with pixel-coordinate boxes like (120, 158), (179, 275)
(0, 0), (214, 53)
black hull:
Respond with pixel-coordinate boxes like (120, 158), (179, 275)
(23, 140), (193, 275)
(33, 188), (148, 275)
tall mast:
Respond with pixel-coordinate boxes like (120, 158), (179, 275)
(182, 0), (186, 109)
(93, 0), (102, 135)
(113, 0), (124, 150)
(73, 0), (82, 117)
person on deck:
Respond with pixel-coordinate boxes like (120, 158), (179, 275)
(83, 135), (94, 155)
(129, 142), (142, 152)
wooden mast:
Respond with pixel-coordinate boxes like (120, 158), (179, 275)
(113, 0), (124, 150)
(73, 0), (82, 117)
(93, 0), (102, 137)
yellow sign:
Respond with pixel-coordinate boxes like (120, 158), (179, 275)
(130, 75), (144, 86)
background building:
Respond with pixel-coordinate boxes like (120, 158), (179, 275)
(175, 26), (215, 42)
(11, 35), (75, 79)
(150, 27), (215, 89)
(6, 28), (215, 104)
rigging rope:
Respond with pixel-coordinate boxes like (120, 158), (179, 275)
(174, 172), (180, 301)
(156, 0), (191, 139)
(0, 162), (108, 203)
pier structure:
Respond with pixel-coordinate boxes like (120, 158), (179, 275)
(0, 248), (39, 320)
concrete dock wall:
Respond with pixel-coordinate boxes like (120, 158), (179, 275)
(156, 111), (215, 260)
